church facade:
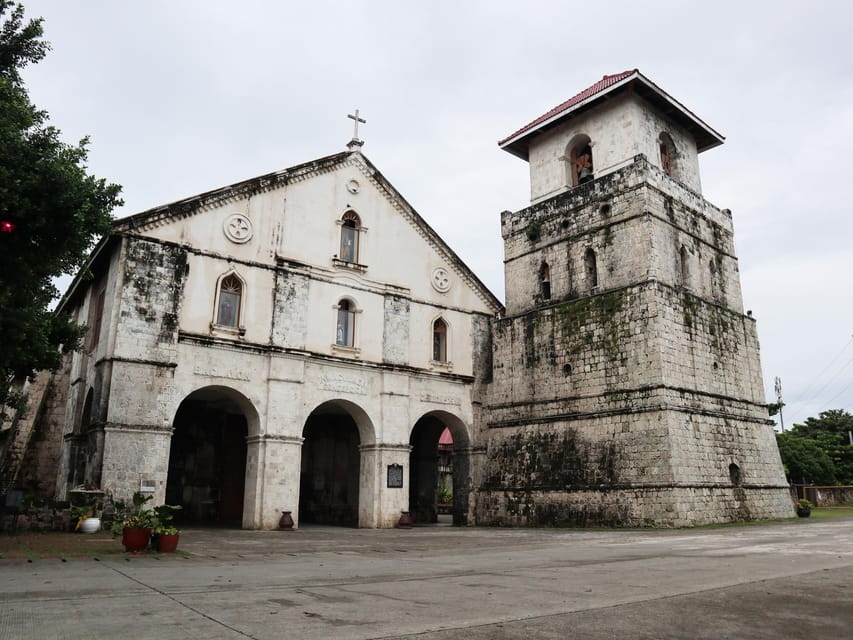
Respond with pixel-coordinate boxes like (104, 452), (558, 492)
(44, 146), (500, 529)
(22, 70), (792, 528)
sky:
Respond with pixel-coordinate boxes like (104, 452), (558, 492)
(16, 0), (853, 429)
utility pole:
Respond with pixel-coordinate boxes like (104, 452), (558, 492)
(774, 376), (785, 432)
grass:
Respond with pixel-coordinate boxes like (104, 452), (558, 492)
(691, 506), (853, 530)
(800, 507), (853, 520)
(0, 531), (188, 560)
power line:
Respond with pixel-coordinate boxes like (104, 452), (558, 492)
(788, 334), (853, 425)
(793, 334), (853, 403)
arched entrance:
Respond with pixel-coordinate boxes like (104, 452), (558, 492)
(299, 400), (367, 527)
(409, 412), (471, 526)
(166, 387), (251, 527)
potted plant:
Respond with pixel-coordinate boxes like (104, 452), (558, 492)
(152, 503), (182, 552)
(111, 492), (156, 551)
(71, 504), (102, 533)
(796, 498), (813, 518)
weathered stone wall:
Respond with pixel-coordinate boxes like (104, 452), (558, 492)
(502, 157), (738, 317)
(476, 486), (793, 528)
(382, 294), (410, 365)
(526, 94), (704, 204)
(271, 269), (311, 349)
(21, 367), (72, 498)
(113, 236), (187, 363)
(481, 151), (791, 527)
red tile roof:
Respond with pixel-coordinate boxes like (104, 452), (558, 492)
(499, 69), (637, 146)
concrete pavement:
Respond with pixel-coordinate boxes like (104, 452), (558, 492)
(1, 519), (851, 639)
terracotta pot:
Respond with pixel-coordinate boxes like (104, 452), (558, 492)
(122, 527), (152, 552)
(397, 511), (413, 529)
(157, 533), (180, 553)
(278, 510), (294, 530)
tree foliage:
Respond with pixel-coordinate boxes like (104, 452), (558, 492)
(776, 409), (853, 485)
(0, 1), (121, 408)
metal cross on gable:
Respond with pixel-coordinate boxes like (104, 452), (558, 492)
(348, 109), (366, 140)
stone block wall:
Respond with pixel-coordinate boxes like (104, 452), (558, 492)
(479, 156), (792, 527)
(114, 236), (187, 363)
(271, 268), (311, 349)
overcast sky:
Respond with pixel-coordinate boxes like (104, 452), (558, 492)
(18, 0), (853, 429)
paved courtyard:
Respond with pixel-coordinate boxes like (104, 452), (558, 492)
(0, 518), (851, 639)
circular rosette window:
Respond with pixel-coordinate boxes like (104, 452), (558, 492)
(223, 213), (253, 244)
(431, 267), (452, 293)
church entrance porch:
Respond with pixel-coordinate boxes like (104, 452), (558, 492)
(299, 402), (361, 527)
(166, 388), (249, 527)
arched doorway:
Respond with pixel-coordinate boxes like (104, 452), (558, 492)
(409, 412), (471, 526)
(166, 387), (251, 527)
(299, 401), (365, 527)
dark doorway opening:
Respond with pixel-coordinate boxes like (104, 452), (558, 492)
(299, 404), (361, 527)
(166, 390), (248, 527)
(409, 416), (449, 525)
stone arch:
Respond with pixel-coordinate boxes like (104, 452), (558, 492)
(299, 399), (376, 527)
(566, 134), (594, 187)
(659, 131), (678, 179)
(166, 385), (260, 527)
(540, 261), (552, 300)
(408, 411), (471, 526)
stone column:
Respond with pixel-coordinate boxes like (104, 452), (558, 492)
(359, 443), (411, 528)
(452, 446), (473, 526)
(100, 424), (173, 504)
(244, 434), (303, 530)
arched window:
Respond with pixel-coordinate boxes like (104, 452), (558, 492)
(659, 132), (677, 177)
(584, 248), (598, 289)
(540, 262), (551, 300)
(679, 245), (689, 288)
(340, 211), (361, 263)
(433, 317), (448, 362)
(216, 274), (243, 328)
(568, 135), (594, 187)
(336, 299), (356, 347)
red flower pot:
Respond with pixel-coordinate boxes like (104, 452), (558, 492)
(122, 527), (151, 552)
(157, 533), (180, 553)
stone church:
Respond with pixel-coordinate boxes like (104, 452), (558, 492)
(10, 70), (793, 528)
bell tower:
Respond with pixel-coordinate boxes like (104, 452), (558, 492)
(476, 70), (792, 527)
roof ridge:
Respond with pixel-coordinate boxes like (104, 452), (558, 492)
(498, 69), (637, 146)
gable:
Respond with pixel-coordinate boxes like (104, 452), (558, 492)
(112, 151), (502, 315)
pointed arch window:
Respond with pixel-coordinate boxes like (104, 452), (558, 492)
(433, 317), (448, 362)
(340, 211), (361, 263)
(540, 262), (551, 300)
(336, 299), (356, 347)
(584, 248), (598, 289)
(216, 274), (243, 328)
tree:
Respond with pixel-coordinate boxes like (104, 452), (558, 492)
(776, 432), (837, 485)
(787, 409), (853, 485)
(0, 1), (121, 412)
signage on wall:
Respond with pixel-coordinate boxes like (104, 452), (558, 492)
(387, 464), (404, 488)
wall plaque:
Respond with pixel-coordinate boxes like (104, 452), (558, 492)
(387, 464), (404, 488)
